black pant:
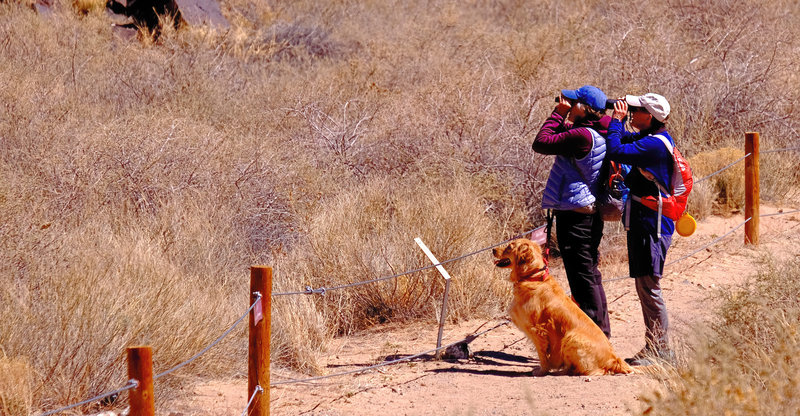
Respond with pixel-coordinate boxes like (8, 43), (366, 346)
(554, 210), (611, 337)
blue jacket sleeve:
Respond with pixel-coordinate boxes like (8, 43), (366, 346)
(606, 119), (667, 167)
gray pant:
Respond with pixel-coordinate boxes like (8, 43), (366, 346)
(635, 274), (669, 350)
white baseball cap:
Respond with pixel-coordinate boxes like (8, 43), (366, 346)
(625, 93), (670, 122)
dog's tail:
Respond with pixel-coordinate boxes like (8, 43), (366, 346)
(604, 356), (634, 375)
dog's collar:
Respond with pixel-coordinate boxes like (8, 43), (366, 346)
(519, 266), (550, 282)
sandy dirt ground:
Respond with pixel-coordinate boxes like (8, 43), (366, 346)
(168, 205), (800, 416)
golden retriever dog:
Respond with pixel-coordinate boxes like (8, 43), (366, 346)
(493, 239), (632, 376)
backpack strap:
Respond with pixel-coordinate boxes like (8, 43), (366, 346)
(650, 134), (674, 197)
(652, 134), (673, 154)
(624, 197), (632, 231)
(626, 134), (675, 240)
(656, 193), (663, 240)
(629, 194), (664, 240)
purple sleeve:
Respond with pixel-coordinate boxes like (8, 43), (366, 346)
(532, 111), (593, 158)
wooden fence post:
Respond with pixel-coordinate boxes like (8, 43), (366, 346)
(127, 346), (155, 416)
(248, 266), (272, 416)
(745, 132), (760, 245)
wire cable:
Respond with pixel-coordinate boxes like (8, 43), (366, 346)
(664, 217), (750, 267)
(760, 209), (800, 218)
(155, 293), (262, 379)
(240, 385), (263, 416)
(694, 153), (750, 184)
(272, 226), (546, 296)
(602, 217), (751, 284)
(38, 379), (138, 416)
(38, 296), (262, 414)
(762, 146), (800, 154)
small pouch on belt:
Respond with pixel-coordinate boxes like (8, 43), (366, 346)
(572, 203), (596, 214)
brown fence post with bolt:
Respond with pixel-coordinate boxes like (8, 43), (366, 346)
(127, 346), (155, 416)
(248, 266), (272, 416)
(745, 132), (760, 245)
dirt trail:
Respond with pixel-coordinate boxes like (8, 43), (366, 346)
(172, 205), (800, 416)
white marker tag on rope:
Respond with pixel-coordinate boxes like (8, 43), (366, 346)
(414, 238), (452, 280)
(529, 227), (547, 246)
(253, 296), (263, 325)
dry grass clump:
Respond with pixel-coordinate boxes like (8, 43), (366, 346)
(0, 213), (247, 410)
(0, 355), (33, 416)
(759, 150), (800, 203)
(636, 257), (800, 414)
(688, 147), (745, 218)
(688, 147), (800, 220)
(72, 0), (105, 15)
(282, 175), (507, 335)
(264, 21), (346, 62)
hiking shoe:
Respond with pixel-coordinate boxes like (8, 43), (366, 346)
(624, 347), (654, 365)
(626, 356), (654, 366)
(655, 348), (676, 365)
(625, 347), (675, 366)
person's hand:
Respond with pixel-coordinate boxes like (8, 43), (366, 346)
(612, 99), (627, 121)
(555, 96), (572, 117)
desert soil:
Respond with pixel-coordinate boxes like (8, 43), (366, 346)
(170, 205), (800, 416)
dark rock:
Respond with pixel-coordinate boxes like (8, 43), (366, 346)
(442, 341), (471, 360)
(107, 0), (228, 31)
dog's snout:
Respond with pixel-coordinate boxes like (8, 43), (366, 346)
(494, 258), (511, 268)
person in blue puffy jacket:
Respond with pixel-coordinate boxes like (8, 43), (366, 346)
(532, 85), (612, 338)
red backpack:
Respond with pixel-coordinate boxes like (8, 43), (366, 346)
(633, 134), (693, 221)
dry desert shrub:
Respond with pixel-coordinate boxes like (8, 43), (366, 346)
(636, 257), (800, 415)
(758, 150), (800, 203)
(282, 175), (508, 335)
(685, 179), (715, 221)
(688, 147), (745, 217)
(0, 213), (247, 409)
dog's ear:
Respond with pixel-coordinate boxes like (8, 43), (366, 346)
(516, 242), (534, 266)
(516, 240), (544, 277)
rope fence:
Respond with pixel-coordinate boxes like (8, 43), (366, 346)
(275, 206), (800, 384)
(693, 152), (751, 184)
(760, 208), (800, 218)
(272, 225), (545, 296)
(38, 295), (263, 416)
(273, 142), (797, 298)
(762, 145), (800, 154)
(30, 136), (800, 415)
(601, 216), (753, 285)
(155, 293), (262, 380)
(665, 217), (751, 267)
(39, 380), (139, 416)
(240, 386), (263, 416)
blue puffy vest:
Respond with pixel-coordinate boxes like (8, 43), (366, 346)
(541, 129), (606, 211)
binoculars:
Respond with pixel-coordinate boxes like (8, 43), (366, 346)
(555, 96), (621, 110)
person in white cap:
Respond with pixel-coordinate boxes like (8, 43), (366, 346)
(606, 92), (676, 366)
